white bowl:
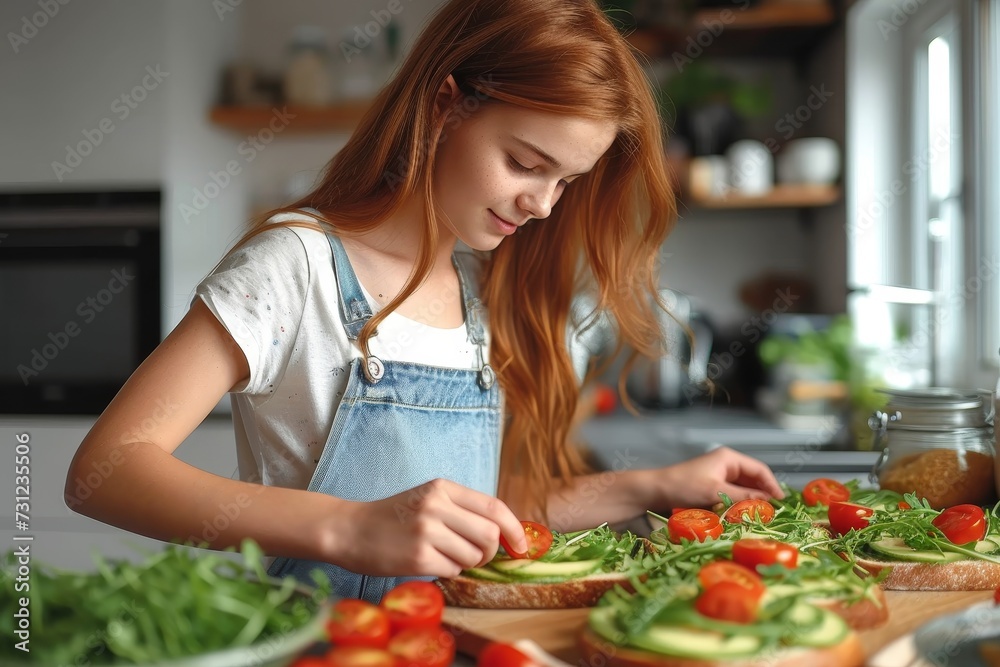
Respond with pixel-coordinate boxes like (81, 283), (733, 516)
(777, 138), (841, 185)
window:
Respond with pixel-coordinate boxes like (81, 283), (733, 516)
(847, 0), (999, 391)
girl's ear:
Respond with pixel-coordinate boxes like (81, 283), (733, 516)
(432, 74), (463, 125)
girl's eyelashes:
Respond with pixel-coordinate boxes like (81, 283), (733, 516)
(507, 155), (533, 174)
(508, 155), (570, 188)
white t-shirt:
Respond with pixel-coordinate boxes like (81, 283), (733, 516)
(195, 213), (608, 492)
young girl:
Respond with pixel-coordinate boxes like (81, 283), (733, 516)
(66, 0), (783, 602)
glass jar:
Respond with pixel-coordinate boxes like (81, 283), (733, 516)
(870, 388), (996, 508)
(283, 25), (334, 107)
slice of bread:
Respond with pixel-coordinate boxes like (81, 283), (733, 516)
(437, 570), (635, 609)
(853, 556), (1000, 591)
(578, 626), (865, 667)
(811, 585), (889, 629)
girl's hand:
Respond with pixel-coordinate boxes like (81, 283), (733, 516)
(327, 478), (528, 579)
(656, 446), (785, 510)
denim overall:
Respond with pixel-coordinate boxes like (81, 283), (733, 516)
(267, 231), (503, 603)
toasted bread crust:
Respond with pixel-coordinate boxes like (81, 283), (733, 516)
(854, 557), (1000, 591)
(812, 585), (889, 629)
(578, 627), (865, 667)
(437, 572), (632, 608)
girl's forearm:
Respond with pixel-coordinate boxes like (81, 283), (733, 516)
(544, 467), (675, 532)
(65, 439), (344, 562)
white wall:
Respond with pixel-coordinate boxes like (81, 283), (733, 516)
(0, 1), (166, 184)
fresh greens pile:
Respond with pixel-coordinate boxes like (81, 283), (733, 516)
(0, 540), (330, 665)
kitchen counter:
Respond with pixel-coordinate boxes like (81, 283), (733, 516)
(579, 406), (880, 489)
(443, 590), (995, 665)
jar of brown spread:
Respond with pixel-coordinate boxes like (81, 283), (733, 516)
(870, 388), (996, 509)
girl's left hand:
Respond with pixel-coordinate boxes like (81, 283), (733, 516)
(656, 446), (785, 510)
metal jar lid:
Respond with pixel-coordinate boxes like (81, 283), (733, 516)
(869, 387), (995, 432)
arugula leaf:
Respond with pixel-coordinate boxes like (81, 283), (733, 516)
(0, 540), (329, 664)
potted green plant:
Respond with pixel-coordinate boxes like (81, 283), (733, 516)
(657, 62), (772, 156)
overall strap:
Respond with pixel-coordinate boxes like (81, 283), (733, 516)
(325, 233), (373, 341)
(452, 251), (495, 389)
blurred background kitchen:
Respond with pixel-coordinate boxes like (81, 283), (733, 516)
(1, 0), (998, 568)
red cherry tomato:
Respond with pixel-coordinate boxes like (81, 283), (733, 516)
(932, 504), (987, 544)
(694, 581), (759, 624)
(326, 647), (400, 667)
(731, 538), (799, 571)
(326, 599), (391, 648)
(802, 478), (851, 506)
(379, 581), (445, 633)
(898, 501), (912, 510)
(387, 627), (456, 667)
(668, 509), (724, 543)
(477, 642), (542, 667)
(723, 499), (775, 524)
(594, 384), (617, 415)
(697, 561), (765, 601)
(828, 501), (875, 537)
(500, 521), (553, 560)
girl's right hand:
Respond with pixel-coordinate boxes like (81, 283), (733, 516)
(327, 478), (528, 579)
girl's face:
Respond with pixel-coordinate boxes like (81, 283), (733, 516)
(432, 100), (617, 252)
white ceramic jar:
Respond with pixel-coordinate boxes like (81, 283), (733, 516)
(726, 140), (773, 196)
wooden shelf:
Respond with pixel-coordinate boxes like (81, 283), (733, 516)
(625, 1), (837, 58)
(689, 184), (840, 209)
(209, 102), (372, 134)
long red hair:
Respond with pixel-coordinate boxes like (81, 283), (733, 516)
(237, 0), (676, 520)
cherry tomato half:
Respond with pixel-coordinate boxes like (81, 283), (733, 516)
(694, 581), (759, 624)
(380, 581), (445, 633)
(932, 504), (987, 545)
(326, 647), (400, 667)
(500, 521), (554, 560)
(668, 509), (724, 543)
(802, 478), (851, 507)
(731, 538), (798, 571)
(723, 499), (775, 525)
(387, 627), (456, 667)
(828, 501), (875, 537)
(477, 642), (542, 667)
(697, 560), (765, 601)
(326, 599), (391, 648)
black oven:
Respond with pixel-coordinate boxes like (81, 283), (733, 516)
(0, 190), (161, 415)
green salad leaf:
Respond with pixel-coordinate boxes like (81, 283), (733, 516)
(0, 540), (330, 665)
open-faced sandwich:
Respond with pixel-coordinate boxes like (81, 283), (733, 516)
(437, 522), (653, 609)
(646, 498), (888, 630)
(578, 557), (865, 667)
(826, 493), (1000, 590)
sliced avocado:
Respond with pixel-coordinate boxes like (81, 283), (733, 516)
(490, 558), (603, 580)
(462, 566), (512, 582)
(867, 537), (966, 563)
(787, 608), (850, 647)
(630, 624), (763, 659)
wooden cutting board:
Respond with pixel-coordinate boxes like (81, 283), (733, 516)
(442, 590), (994, 663)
